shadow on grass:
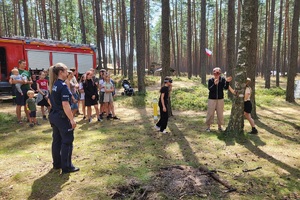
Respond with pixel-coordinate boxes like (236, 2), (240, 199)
(168, 119), (226, 196)
(256, 118), (300, 143)
(28, 169), (69, 200)
(218, 132), (300, 179)
(257, 105), (300, 122)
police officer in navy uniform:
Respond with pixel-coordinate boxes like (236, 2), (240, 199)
(48, 63), (79, 174)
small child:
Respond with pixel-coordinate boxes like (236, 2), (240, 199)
(10, 68), (27, 95)
(26, 90), (38, 127)
(154, 77), (173, 133)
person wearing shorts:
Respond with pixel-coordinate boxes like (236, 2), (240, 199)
(26, 90), (38, 127)
(228, 78), (258, 134)
(9, 60), (32, 123)
(103, 73), (118, 120)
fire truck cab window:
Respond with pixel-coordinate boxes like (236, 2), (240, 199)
(0, 47), (7, 81)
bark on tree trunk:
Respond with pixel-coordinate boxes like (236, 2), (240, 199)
(226, 0), (258, 134)
(161, 0), (171, 84)
(200, 0), (206, 85)
(226, 0), (235, 100)
(135, 0), (146, 94)
(121, 0), (127, 76)
(128, 0), (135, 82)
(275, 0), (283, 87)
(23, 0), (30, 37)
(187, 0), (192, 79)
(78, 0), (87, 44)
(286, 0), (299, 103)
(55, 0), (61, 40)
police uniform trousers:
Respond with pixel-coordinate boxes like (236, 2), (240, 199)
(49, 110), (75, 171)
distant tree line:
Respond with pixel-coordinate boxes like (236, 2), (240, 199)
(0, 0), (299, 101)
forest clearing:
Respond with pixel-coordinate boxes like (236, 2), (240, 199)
(0, 76), (299, 200)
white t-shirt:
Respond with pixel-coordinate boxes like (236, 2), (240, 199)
(244, 87), (251, 101)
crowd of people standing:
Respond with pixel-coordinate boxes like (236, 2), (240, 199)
(9, 60), (258, 174)
(9, 61), (119, 127)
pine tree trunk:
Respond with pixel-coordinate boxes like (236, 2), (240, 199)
(121, 0), (127, 76)
(282, 0), (289, 76)
(13, 1), (18, 35)
(135, 0), (146, 94)
(23, 0), (30, 37)
(286, 0), (299, 102)
(78, 0), (87, 44)
(187, 0), (192, 79)
(226, 0), (235, 99)
(95, 0), (102, 69)
(247, 0), (259, 120)
(175, 0), (180, 77)
(200, 0), (206, 84)
(265, 0), (275, 89)
(275, 0), (283, 87)
(170, 4), (176, 77)
(226, 0), (258, 134)
(128, 0), (135, 82)
(161, 0), (170, 84)
(54, 0), (60, 40)
(193, 2), (198, 77)
(41, 0), (48, 39)
(262, 0), (269, 79)
(235, 0), (241, 66)
(110, 0), (117, 75)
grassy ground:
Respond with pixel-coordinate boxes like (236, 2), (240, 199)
(0, 76), (299, 199)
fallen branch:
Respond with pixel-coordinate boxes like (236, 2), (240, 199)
(242, 167), (262, 173)
(199, 166), (237, 193)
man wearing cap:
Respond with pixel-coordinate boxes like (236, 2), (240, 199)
(206, 67), (232, 132)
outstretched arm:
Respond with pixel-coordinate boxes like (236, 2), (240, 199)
(228, 85), (236, 95)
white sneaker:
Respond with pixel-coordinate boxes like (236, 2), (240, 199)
(206, 128), (211, 132)
(160, 130), (168, 134)
(154, 125), (160, 131)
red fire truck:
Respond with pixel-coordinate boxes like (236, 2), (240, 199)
(0, 37), (97, 93)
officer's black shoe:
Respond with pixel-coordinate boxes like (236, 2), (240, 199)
(61, 167), (80, 174)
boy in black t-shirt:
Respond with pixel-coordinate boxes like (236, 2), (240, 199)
(154, 77), (173, 133)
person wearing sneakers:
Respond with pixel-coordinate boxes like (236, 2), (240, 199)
(154, 77), (173, 134)
(83, 70), (101, 123)
(26, 90), (39, 127)
(205, 67), (232, 132)
(228, 78), (258, 134)
(9, 60), (32, 124)
(103, 73), (119, 120)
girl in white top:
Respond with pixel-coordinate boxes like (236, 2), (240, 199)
(229, 78), (258, 134)
(103, 73), (118, 120)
